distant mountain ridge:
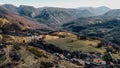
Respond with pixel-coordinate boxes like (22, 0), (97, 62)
(62, 9), (120, 46)
(103, 9), (120, 19)
(0, 6), (52, 34)
(78, 6), (110, 15)
(1, 4), (111, 27)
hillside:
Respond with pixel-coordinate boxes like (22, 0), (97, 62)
(0, 43), (81, 68)
(78, 6), (110, 15)
(0, 32), (85, 68)
(42, 31), (120, 66)
(44, 32), (103, 53)
(62, 8), (120, 46)
(0, 6), (52, 34)
(43, 31), (119, 52)
(18, 6), (94, 27)
(1, 4), (111, 28)
(0, 31), (120, 68)
(63, 17), (120, 47)
(103, 9), (120, 18)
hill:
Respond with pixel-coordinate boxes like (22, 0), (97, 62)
(0, 29), (120, 67)
(17, 6), (95, 27)
(78, 6), (110, 15)
(0, 41), (81, 68)
(62, 8), (120, 46)
(1, 4), (111, 28)
(43, 32), (103, 53)
(103, 9), (120, 19)
(0, 6), (52, 34)
(63, 16), (120, 46)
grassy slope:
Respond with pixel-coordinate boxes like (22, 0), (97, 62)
(0, 31), (85, 67)
(44, 32), (105, 53)
(44, 32), (120, 59)
(0, 43), (82, 68)
(0, 31), (119, 60)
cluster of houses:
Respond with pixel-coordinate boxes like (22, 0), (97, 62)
(0, 28), (120, 68)
(28, 36), (120, 68)
(54, 51), (120, 68)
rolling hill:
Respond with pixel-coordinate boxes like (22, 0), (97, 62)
(62, 16), (120, 46)
(103, 9), (120, 19)
(0, 6), (52, 34)
(78, 6), (110, 15)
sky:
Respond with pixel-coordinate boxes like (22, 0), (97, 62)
(0, 0), (119, 9)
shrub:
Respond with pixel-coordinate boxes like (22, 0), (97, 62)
(9, 50), (21, 61)
(96, 42), (103, 48)
(13, 45), (21, 50)
(0, 55), (6, 63)
(27, 48), (48, 58)
(40, 61), (54, 68)
(0, 63), (13, 68)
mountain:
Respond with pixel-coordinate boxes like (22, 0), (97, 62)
(61, 8), (120, 46)
(78, 6), (110, 15)
(103, 9), (120, 19)
(0, 6), (52, 34)
(18, 5), (40, 18)
(34, 7), (75, 26)
(1, 4), (110, 28)
(62, 16), (120, 46)
(17, 6), (95, 27)
(1, 4), (18, 14)
(3, 4), (120, 45)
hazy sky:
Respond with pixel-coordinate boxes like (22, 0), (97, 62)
(0, 0), (119, 9)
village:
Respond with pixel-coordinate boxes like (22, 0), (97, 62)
(28, 32), (120, 68)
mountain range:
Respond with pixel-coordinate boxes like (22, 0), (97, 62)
(1, 4), (111, 27)
(1, 4), (120, 46)
(0, 4), (120, 68)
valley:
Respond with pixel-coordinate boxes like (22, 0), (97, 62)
(0, 4), (120, 68)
